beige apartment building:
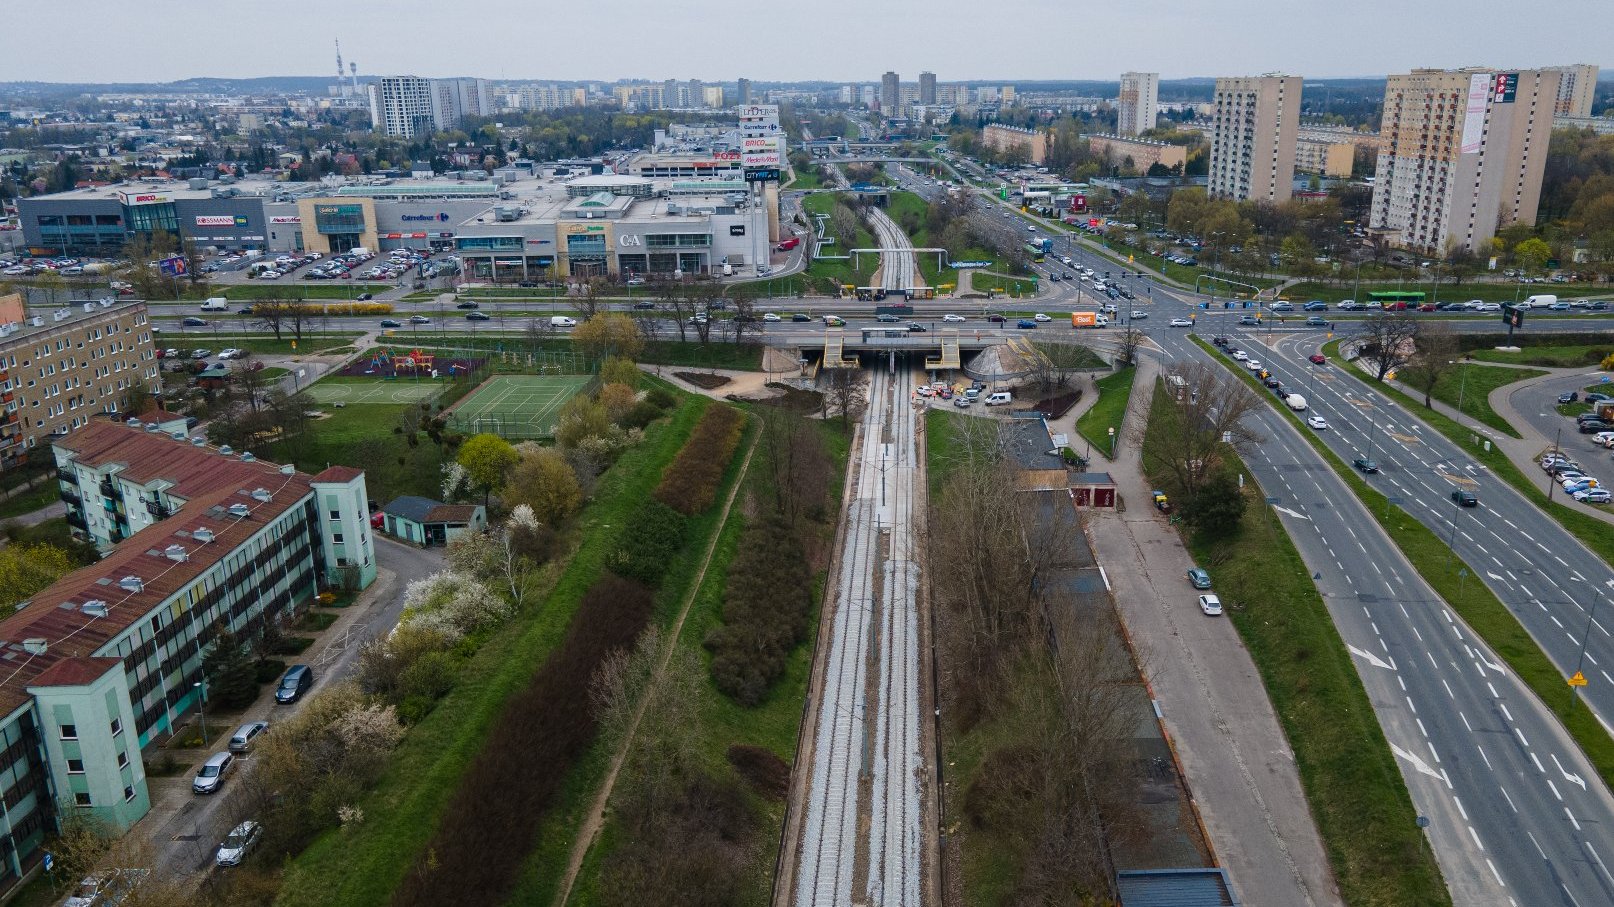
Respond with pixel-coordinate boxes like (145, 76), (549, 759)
(1294, 135), (1355, 177)
(0, 297), (158, 471)
(982, 123), (1048, 164)
(1087, 133), (1186, 172)
(1117, 72), (1159, 137)
(1546, 64), (1599, 118)
(1369, 68), (1561, 254)
(1208, 74), (1302, 202)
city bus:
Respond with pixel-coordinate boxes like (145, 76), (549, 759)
(1023, 242), (1046, 262)
(1368, 291), (1425, 310)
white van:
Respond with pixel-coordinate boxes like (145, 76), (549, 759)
(550, 316), (577, 328)
(200, 297), (229, 312)
(984, 391), (1013, 406)
(1285, 394), (1308, 411)
(1521, 294), (1557, 309)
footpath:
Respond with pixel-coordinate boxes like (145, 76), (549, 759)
(1047, 357), (1343, 907)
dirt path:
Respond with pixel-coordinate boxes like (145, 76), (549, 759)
(551, 426), (760, 907)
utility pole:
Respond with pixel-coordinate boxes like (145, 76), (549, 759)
(1547, 425), (1563, 503)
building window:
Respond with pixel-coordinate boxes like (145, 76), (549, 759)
(117, 750), (129, 769)
(124, 785), (136, 803)
(332, 532), (344, 544)
(67, 758), (85, 774)
(60, 724), (77, 740)
(74, 792), (91, 807)
(110, 717), (122, 737)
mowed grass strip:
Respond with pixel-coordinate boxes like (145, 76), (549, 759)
(274, 396), (710, 907)
(1142, 378), (1450, 907)
(1075, 365), (1136, 455)
(1205, 336), (1614, 795)
(1397, 361), (1545, 438)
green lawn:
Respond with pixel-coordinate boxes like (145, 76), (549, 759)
(801, 192), (879, 293)
(967, 272), (1038, 297)
(1395, 362), (1546, 439)
(269, 403), (446, 502)
(785, 166), (824, 190)
(1219, 337), (1614, 797)
(1075, 365), (1136, 455)
(1140, 378), (1450, 907)
(276, 394), (715, 907)
(0, 481), (61, 521)
(222, 283), (389, 300)
(1470, 344), (1612, 368)
(1283, 281), (1605, 304)
(640, 340), (763, 371)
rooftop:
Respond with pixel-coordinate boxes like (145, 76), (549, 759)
(56, 418), (304, 505)
(0, 299), (145, 348)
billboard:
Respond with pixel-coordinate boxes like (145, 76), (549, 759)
(157, 256), (188, 277)
(194, 215), (248, 227)
(738, 104), (781, 135)
(743, 167), (781, 182)
(742, 135), (784, 168)
(1070, 193), (1087, 213)
(118, 191), (167, 206)
(1491, 72), (1518, 103)
(269, 215), (301, 224)
(1460, 72), (1490, 154)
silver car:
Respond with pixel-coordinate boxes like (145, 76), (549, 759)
(215, 820), (262, 867)
(192, 751), (234, 795)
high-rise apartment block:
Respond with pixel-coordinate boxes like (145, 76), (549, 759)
(1369, 67), (1561, 254)
(368, 75), (436, 138)
(1117, 72), (1159, 137)
(881, 72), (900, 114)
(737, 78), (753, 105)
(1207, 74), (1302, 203)
(1545, 64), (1599, 118)
(431, 78), (492, 130)
(919, 72), (937, 106)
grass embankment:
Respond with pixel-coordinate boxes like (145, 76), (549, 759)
(800, 192), (878, 293)
(1396, 362), (1546, 439)
(1323, 337), (1614, 569)
(222, 283), (389, 300)
(1284, 281), (1604, 304)
(1139, 379), (1450, 907)
(1210, 336), (1614, 793)
(1075, 365), (1136, 455)
(562, 415), (852, 905)
(785, 166), (823, 190)
(0, 481), (61, 521)
(156, 334), (357, 356)
(967, 272), (1038, 297)
(276, 394), (721, 907)
(1470, 344), (1612, 368)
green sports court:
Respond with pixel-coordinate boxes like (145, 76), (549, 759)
(302, 379), (445, 405)
(446, 375), (592, 438)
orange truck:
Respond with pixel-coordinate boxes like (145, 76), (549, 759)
(1071, 311), (1097, 328)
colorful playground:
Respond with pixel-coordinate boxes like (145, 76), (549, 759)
(445, 375), (592, 439)
(338, 347), (484, 379)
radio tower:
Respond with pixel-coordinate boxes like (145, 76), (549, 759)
(335, 40), (348, 97)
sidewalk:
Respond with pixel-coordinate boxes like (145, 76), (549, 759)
(1382, 362), (1614, 527)
(1076, 357), (1343, 907)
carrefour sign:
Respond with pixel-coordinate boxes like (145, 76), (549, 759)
(400, 213), (450, 223)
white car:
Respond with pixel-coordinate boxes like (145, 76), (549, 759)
(943, 313), (967, 323)
(762, 312), (781, 322)
(1233, 350), (1249, 361)
(1033, 313), (1051, 322)
(218, 348), (243, 360)
(1169, 317), (1192, 327)
(1246, 360), (1263, 371)
(1307, 416), (1329, 430)
(215, 820), (262, 867)
(1198, 594), (1224, 616)
(1129, 310), (1148, 320)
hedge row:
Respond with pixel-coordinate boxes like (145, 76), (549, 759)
(654, 403), (745, 515)
(392, 573), (655, 907)
(609, 500), (688, 587)
(706, 514), (814, 706)
(251, 300), (395, 317)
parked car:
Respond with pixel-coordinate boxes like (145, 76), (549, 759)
(1197, 594), (1224, 616)
(192, 752), (235, 794)
(215, 820), (262, 867)
(275, 665), (314, 704)
(1575, 488), (1612, 504)
(1560, 391), (1581, 404)
(1187, 567), (1212, 589)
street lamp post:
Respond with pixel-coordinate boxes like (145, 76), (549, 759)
(1547, 425), (1563, 503)
(193, 679), (208, 745)
(1570, 579), (1614, 711)
(1452, 358), (1469, 424)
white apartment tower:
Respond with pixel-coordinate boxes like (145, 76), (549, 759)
(1117, 72), (1159, 137)
(1208, 74), (1302, 203)
(1369, 68), (1561, 254)
(368, 76), (436, 138)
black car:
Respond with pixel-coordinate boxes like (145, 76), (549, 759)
(379, 319), (402, 328)
(455, 301), (480, 310)
(1579, 420), (1608, 434)
(1451, 490), (1478, 507)
(465, 311), (491, 321)
(356, 293), (374, 301)
(1303, 300), (1329, 311)
(791, 313), (812, 322)
(1263, 376), (1281, 388)
(182, 317), (207, 327)
(1559, 391), (1580, 404)
(632, 301), (655, 310)
(907, 322), (927, 332)
(1353, 457), (1380, 474)
(237, 306), (254, 315)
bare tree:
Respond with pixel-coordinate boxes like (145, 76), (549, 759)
(1112, 326), (1146, 367)
(255, 299), (318, 343)
(1354, 311), (1421, 382)
(723, 297), (763, 345)
(232, 353), (269, 412)
(578, 277), (607, 320)
(1134, 361), (1263, 497)
(1406, 322), (1460, 408)
(1029, 341), (1097, 392)
(652, 278), (694, 342)
(823, 368), (864, 428)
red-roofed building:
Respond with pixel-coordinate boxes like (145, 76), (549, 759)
(0, 422), (379, 878)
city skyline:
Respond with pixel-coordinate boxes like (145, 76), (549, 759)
(3, 0), (1610, 85)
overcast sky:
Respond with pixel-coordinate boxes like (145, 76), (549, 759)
(6, 0), (1610, 85)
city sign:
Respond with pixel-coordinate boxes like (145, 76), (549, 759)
(950, 260), (993, 268)
(1492, 72), (1519, 104)
(743, 167), (781, 182)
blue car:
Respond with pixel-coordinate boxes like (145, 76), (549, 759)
(1017, 319), (1038, 329)
(1303, 300), (1329, 311)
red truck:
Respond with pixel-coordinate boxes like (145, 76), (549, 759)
(776, 237), (800, 251)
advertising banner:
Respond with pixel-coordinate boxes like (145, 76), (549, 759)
(1460, 72), (1490, 155)
(194, 215), (247, 227)
(1071, 311), (1097, 327)
(742, 135), (784, 168)
(270, 215), (301, 224)
(119, 191), (167, 206)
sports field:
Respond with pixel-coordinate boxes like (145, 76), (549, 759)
(447, 375), (591, 438)
(303, 380), (445, 405)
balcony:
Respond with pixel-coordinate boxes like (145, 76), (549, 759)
(144, 497), (171, 520)
(64, 510), (86, 531)
(98, 478), (116, 497)
(56, 467), (74, 483)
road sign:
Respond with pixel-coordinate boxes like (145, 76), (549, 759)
(43, 853), (52, 872)
(1569, 671), (1588, 687)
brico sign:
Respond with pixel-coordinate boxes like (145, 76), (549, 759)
(119, 191), (167, 206)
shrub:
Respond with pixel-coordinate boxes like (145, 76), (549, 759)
(254, 658), (288, 684)
(610, 500), (688, 588)
(599, 355), (640, 388)
(654, 404), (745, 515)
(706, 515), (814, 706)
(726, 743), (790, 800)
(393, 573), (656, 907)
(621, 399), (667, 430)
(646, 386), (677, 410)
